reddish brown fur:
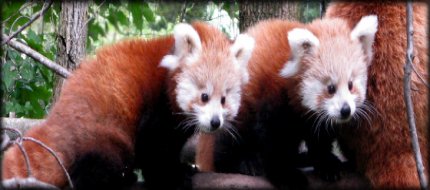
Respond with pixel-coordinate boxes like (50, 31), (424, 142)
(2, 36), (174, 187)
(241, 19), (304, 114)
(196, 133), (216, 172)
(325, 2), (428, 188)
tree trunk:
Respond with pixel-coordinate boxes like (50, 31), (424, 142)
(53, 1), (88, 103)
(239, 1), (301, 32)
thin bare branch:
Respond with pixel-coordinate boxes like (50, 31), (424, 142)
(411, 63), (430, 89)
(2, 127), (74, 189)
(2, 0), (54, 45)
(1, 132), (10, 150)
(8, 15), (31, 36)
(320, 0), (326, 18)
(179, 0), (188, 22)
(23, 137), (74, 189)
(15, 142), (32, 177)
(403, 2), (428, 190)
(2, 34), (71, 78)
(2, 1), (34, 24)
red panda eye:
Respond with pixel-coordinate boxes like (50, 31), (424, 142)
(348, 81), (353, 90)
(221, 96), (226, 105)
(201, 93), (209, 103)
(327, 84), (336, 94)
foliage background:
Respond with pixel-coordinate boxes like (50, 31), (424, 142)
(1, 1), (321, 119)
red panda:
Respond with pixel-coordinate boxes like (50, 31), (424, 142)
(324, 2), (428, 189)
(2, 21), (254, 189)
(200, 15), (378, 189)
(158, 22), (254, 173)
(242, 16), (377, 188)
(2, 36), (174, 189)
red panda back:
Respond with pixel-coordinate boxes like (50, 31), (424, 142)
(2, 36), (174, 188)
(241, 19), (304, 115)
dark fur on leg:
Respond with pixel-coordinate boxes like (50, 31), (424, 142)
(69, 151), (136, 190)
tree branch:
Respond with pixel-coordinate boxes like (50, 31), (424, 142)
(2, 0), (54, 45)
(3, 177), (60, 190)
(2, 126), (74, 189)
(2, 1), (34, 24)
(179, 0), (188, 22)
(403, 2), (428, 190)
(2, 34), (71, 78)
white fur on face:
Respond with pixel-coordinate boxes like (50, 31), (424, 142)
(173, 26), (253, 133)
(297, 17), (376, 124)
(176, 74), (199, 112)
(194, 99), (224, 133)
(175, 72), (243, 133)
(224, 85), (242, 120)
(301, 72), (368, 123)
(323, 86), (357, 122)
(301, 77), (324, 111)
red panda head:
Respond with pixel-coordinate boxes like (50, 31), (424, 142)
(161, 22), (254, 133)
(280, 15), (378, 124)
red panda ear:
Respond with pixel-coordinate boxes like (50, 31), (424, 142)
(160, 23), (202, 71)
(280, 28), (319, 78)
(231, 34), (255, 84)
(350, 15), (378, 66)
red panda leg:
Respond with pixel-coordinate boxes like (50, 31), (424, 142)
(365, 152), (422, 188)
(196, 133), (216, 172)
(2, 127), (69, 187)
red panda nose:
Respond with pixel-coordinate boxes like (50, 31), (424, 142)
(340, 103), (351, 119)
(210, 116), (221, 130)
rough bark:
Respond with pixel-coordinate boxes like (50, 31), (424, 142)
(239, 1), (301, 32)
(53, 1), (88, 103)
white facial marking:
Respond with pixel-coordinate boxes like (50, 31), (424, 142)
(176, 75), (198, 112)
(301, 78), (324, 111)
(195, 98), (224, 132)
(324, 86), (357, 121)
(225, 86), (242, 120)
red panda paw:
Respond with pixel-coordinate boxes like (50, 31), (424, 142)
(2, 142), (68, 188)
(313, 152), (343, 182)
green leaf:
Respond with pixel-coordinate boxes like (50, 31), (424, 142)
(29, 83), (51, 100)
(129, 3), (143, 30)
(5, 101), (24, 115)
(88, 19), (105, 42)
(20, 62), (35, 81)
(116, 9), (129, 26)
(107, 12), (120, 30)
(106, 6), (129, 30)
(2, 61), (17, 91)
(23, 29), (43, 52)
(43, 2), (60, 23)
(2, 2), (23, 24)
(142, 3), (155, 22)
